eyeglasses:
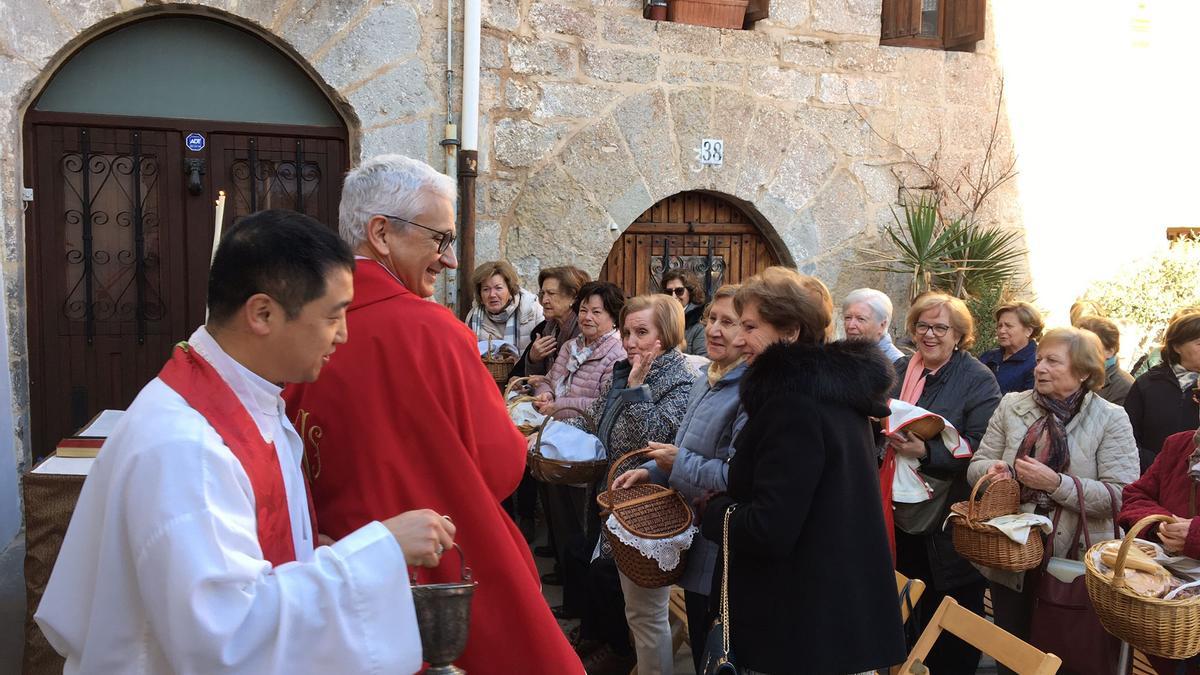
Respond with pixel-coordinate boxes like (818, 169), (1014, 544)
(666, 287), (687, 298)
(379, 214), (456, 254)
(914, 322), (952, 337)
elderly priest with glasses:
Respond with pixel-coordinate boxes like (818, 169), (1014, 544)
(36, 209), (455, 673)
(284, 154), (583, 673)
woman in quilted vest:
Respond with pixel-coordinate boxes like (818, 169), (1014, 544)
(968, 327), (1140, 674)
(531, 281), (627, 419)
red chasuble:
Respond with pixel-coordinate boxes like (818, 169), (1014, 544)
(284, 262), (583, 675)
(159, 344), (316, 566)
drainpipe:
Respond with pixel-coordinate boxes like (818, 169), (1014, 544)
(440, 0), (459, 307)
(456, 0), (481, 319)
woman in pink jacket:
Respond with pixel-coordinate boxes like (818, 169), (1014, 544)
(532, 281), (627, 420)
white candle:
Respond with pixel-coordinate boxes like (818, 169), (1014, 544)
(211, 191), (226, 267)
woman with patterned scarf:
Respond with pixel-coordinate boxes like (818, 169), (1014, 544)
(968, 327), (1140, 674)
(465, 260), (543, 354)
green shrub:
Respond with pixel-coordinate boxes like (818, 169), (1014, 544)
(1081, 235), (1200, 363)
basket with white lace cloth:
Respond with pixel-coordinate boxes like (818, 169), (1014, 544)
(596, 448), (697, 588)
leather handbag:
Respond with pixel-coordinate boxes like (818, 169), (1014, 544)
(700, 505), (740, 675)
(1028, 475), (1122, 675)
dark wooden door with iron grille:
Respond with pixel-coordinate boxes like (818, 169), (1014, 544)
(600, 191), (782, 298)
(25, 114), (346, 458)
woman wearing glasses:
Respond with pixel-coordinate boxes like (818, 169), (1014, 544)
(511, 266), (590, 379)
(662, 270), (708, 357)
(884, 292), (1001, 674)
(465, 260), (544, 353)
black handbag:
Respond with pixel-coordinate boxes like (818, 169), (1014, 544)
(1028, 475), (1122, 675)
(701, 505), (740, 675)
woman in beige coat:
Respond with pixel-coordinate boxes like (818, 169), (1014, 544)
(967, 327), (1139, 670)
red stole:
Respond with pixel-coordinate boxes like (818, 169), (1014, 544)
(158, 343), (316, 566)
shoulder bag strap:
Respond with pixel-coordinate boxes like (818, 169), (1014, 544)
(721, 505), (735, 656)
(1102, 481), (1121, 539)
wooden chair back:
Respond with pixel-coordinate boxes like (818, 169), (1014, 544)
(895, 570), (926, 625)
(897, 596), (1062, 675)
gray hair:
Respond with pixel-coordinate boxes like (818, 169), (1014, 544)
(338, 154), (457, 250)
(841, 287), (894, 327)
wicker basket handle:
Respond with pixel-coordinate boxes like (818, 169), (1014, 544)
(530, 406), (587, 459)
(966, 473), (1004, 523)
(504, 376), (533, 399)
(507, 395), (537, 415)
(605, 447), (658, 491)
(1110, 514), (1175, 590)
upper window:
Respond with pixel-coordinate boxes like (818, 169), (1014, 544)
(881, 0), (985, 50)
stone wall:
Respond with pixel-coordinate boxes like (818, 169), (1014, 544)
(0, 0), (1018, 466)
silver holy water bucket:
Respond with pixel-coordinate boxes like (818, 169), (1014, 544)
(411, 543), (476, 674)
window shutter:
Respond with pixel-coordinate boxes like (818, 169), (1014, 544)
(942, 0), (985, 49)
(881, 0), (921, 40)
(745, 0), (769, 24)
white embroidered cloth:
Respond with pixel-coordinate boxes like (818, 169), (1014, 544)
(605, 514), (697, 572)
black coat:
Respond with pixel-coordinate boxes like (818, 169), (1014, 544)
(1125, 362), (1200, 472)
(892, 349), (1001, 590)
(702, 340), (906, 674)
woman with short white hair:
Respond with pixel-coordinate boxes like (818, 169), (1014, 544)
(842, 287), (904, 362)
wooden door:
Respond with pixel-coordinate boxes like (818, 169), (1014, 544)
(600, 191), (782, 297)
(26, 116), (347, 459)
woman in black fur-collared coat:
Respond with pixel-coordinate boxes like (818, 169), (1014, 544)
(701, 268), (905, 675)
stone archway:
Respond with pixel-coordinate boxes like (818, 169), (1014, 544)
(500, 84), (898, 296)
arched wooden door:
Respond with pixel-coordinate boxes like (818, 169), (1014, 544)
(23, 16), (349, 459)
(600, 191), (782, 297)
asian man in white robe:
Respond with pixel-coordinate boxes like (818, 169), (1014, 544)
(36, 209), (455, 674)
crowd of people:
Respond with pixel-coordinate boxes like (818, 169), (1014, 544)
(465, 218), (1200, 673)
(33, 151), (1200, 675)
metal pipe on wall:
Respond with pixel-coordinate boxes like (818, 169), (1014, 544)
(456, 0), (481, 319)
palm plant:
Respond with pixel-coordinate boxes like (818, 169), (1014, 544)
(857, 193), (1025, 303)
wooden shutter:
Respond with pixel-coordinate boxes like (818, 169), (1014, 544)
(881, 0), (921, 40)
(942, 0), (985, 49)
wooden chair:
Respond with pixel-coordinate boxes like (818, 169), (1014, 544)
(896, 596), (1062, 675)
(895, 570), (926, 625)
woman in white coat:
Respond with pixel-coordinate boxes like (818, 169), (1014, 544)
(967, 327), (1140, 673)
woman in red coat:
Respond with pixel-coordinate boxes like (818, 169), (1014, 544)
(1120, 422), (1200, 675)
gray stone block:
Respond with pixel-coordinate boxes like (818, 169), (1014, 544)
(582, 46), (658, 84)
(316, 1), (419, 90)
(348, 58), (436, 127)
(493, 118), (564, 168)
(510, 38), (576, 77)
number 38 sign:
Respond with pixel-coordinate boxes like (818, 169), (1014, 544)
(696, 138), (724, 167)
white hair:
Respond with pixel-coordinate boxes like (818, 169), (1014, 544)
(841, 287), (894, 327)
(338, 154), (457, 250)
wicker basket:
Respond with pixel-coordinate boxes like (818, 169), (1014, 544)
(507, 395), (539, 436)
(527, 407), (608, 485)
(949, 476), (1043, 572)
(667, 0), (749, 29)
(481, 338), (517, 386)
(1085, 514), (1200, 660)
(596, 449), (694, 588)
